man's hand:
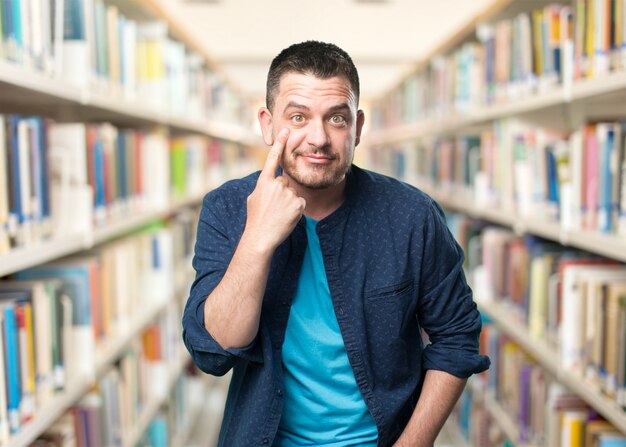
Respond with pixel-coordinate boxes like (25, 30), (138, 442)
(244, 128), (306, 253)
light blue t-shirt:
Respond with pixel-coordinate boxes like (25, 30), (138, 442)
(274, 217), (378, 447)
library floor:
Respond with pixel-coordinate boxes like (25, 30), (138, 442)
(185, 375), (458, 447)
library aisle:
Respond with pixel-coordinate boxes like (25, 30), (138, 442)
(2, 0), (626, 446)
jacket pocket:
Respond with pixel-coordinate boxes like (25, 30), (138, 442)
(365, 279), (414, 301)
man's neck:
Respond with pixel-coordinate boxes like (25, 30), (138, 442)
(296, 178), (347, 222)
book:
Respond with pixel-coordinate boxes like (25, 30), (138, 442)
(1, 299), (21, 433)
(0, 310), (9, 444)
(15, 299), (35, 423)
(561, 265), (626, 375)
(17, 260), (97, 382)
(61, 0), (89, 87)
(48, 122), (93, 236)
(0, 280), (59, 407)
(0, 115), (9, 253)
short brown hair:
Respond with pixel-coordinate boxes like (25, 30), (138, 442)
(265, 41), (360, 111)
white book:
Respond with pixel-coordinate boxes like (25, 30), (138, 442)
(568, 130), (583, 231)
(48, 123), (88, 186)
(17, 120), (33, 246)
(122, 18), (137, 100)
(561, 266), (626, 374)
(60, 0), (90, 88)
(48, 123), (92, 236)
(0, 116), (9, 253)
(141, 131), (170, 211)
(594, 0), (610, 76)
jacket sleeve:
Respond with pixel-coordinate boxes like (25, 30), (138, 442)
(417, 200), (490, 378)
(182, 190), (262, 376)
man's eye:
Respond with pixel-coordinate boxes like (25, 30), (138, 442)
(331, 115), (346, 124)
(291, 115), (304, 123)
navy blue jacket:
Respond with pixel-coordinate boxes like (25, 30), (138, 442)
(182, 165), (490, 447)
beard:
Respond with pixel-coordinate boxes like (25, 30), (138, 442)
(282, 146), (354, 190)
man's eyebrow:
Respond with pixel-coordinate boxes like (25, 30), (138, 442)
(327, 103), (351, 113)
(284, 101), (310, 111)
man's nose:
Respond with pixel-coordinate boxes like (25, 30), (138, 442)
(306, 120), (330, 148)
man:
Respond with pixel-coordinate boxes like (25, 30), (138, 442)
(182, 41), (489, 447)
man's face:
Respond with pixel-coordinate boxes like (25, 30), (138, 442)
(259, 73), (364, 190)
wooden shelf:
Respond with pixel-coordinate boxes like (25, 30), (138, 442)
(0, 194), (204, 279)
(0, 235), (88, 278)
(366, 72), (626, 145)
(414, 184), (626, 262)
(0, 60), (258, 145)
(478, 299), (626, 434)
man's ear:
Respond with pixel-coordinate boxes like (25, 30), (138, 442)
(258, 107), (274, 146)
(355, 109), (365, 147)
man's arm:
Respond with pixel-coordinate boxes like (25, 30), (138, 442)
(203, 128), (305, 349)
(392, 370), (467, 447)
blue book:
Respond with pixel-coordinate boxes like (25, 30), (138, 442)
(599, 126), (615, 233)
(147, 415), (168, 447)
(2, 302), (20, 433)
(37, 118), (51, 220)
(94, 137), (106, 212)
(24, 118), (43, 225)
(63, 0), (85, 40)
(599, 437), (626, 447)
(9, 0), (21, 47)
(8, 116), (21, 225)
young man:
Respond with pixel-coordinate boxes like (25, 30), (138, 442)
(182, 41), (490, 447)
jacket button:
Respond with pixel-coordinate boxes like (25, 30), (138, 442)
(262, 437), (269, 444)
(277, 389), (283, 397)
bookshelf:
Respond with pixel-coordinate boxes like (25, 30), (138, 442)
(122, 350), (190, 447)
(0, 0), (258, 444)
(479, 299), (626, 434)
(367, 0), (626, 445)
(483, 392), (538, 447)
(8, 288), (171, 447)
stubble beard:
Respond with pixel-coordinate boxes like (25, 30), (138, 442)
(282, 146), (354, 190)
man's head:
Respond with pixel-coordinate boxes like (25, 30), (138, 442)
(265, 41), (360, 112)
(259, 41), (365, 192)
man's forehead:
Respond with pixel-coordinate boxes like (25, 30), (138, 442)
(276, 73), (356, 104)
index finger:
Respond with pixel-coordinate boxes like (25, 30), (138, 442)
(260, 128), (289, 179)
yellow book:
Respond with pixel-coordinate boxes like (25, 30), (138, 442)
(570, 417), (583, 447)
(137, 41), (149, 83)
(533, 9), (545, 75)
(587, 0), (596, 77)
(605, 282), (626, 397)
(528, 254), (552, 340)
(24, 303), (36, 400)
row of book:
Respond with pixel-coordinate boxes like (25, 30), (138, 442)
(0, 113), (255, 254)
(473, 323), (626, 447)
(445, 214), (626, 412)
(31, 317), (198, 447)
(367, 118), (626, 237)
(0, 0), (246, 125)
(0, 211), (197, 442)
(371, 1), (626, 129)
